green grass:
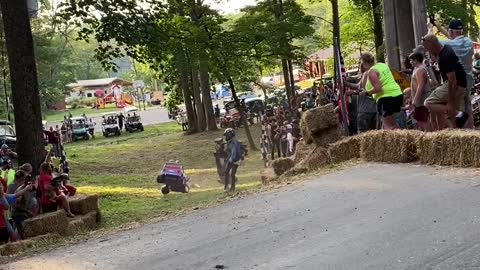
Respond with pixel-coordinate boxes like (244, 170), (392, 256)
(65, 122), (264, 229)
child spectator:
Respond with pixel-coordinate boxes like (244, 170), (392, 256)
(39, 163), (74, 217)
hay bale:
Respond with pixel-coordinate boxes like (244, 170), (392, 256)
(300, 117), (314, 145)
(328, 135), (362, 163)
(283, 165), (309, 177)
(261, 168), (277, 185)
(68, 195), (99, 215)
(360, 130), (423, 163)
(271, 158), (295, 176)
(0, 234), (60, 256)
(298, 146), (330, 171)
(417, 130), (480, 167)
(294, 141), (314, 165)
(302, 104), (338, 135)
(67, 211), (99, 235)
(23, 210), (69, 238)
(311, 127), (344, 147)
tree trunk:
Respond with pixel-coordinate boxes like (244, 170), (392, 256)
(0, 0), (44, 172)
(190, 59), (206, 132)
(227, 77), (257, 151)
(281, 58), (292, 103)
(288, 59), (296, 97)
(176, 50), (197, 134)
(371, 0), (385, 62)
(199, 59), (218, 131)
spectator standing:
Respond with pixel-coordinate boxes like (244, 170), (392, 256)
(88, 119), (95, 138)
(61, 122), (68, 144)
(118, 113), (125, 131)
(422, 34), (469, 130)
(47, 126), (62, 157)
(361, 53), (404, 130)
(223, 128), (242, 193)
(214, 104), (221, 121)
(429, 19), (474, 128)
(0, 187), (9, 244)
(409, 52), (433, 131)
(345, 71), (378, 133)
(1, 160), (15, 187)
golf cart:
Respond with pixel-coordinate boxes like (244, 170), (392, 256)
(156, 161), (190, 195)
(101, 113), (121, 137)
(71, 117), (90, 141)
(124, 107), (144, 132)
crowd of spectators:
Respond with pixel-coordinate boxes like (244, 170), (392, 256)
(0, 136), (76, 244)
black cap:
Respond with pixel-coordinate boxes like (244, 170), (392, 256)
(449, 19), (463, 30)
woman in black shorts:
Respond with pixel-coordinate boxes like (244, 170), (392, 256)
(360, 53), (404, 129)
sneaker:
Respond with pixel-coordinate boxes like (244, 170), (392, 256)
(456, 113), (469, 128)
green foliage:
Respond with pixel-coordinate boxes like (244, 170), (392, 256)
(0, 0), (108, 114)
(340, 1), (374, 55)
(427, 0), (480, 40)
(165, 86), (183, 112)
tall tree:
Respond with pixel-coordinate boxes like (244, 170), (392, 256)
(0, 0), (44, 170)
(234, 0), (314, 104)
(349, 0), (385, 62)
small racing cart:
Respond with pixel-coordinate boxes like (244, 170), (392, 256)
(156, 161), (190, 195)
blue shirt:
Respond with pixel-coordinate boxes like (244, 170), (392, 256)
(441, 36), (474, 75)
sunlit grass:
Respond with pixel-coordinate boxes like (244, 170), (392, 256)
(65, 122), (264, 229)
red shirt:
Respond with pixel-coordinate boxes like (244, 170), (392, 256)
(0, 178), (6, 193)
(39, 173), (54, 205)
(0, 205), (5, 228)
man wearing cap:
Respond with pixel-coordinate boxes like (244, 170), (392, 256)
(429, 19), (474, 128)
(422, 34), (469, 130)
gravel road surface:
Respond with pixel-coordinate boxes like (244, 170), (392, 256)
(6, 163), (480, 270)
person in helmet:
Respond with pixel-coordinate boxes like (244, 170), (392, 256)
(223, 128), (242, 193)
(0, 144), (16, 163)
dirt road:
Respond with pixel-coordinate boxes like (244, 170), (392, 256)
(6, 163), (480, 270)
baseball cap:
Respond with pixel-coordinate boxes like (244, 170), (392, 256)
(448, 19), (463, 30)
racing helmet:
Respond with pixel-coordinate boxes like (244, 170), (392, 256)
(223, 128), (235, 141)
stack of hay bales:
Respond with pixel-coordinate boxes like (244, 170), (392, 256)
(23, 211), (69, 238)
(271, 158), (295, 176)
(418, 129), (480, 167)
(294, 141), (313, 165)
(299, 146), (330, 171)
(261, 168), (277, 185)
(328, 135), (362, 163)
(301, 104), (343, 147)
(67, 212), (98, 235)
(69, 195), (100, 216)
(360, 130), (423, 163)
(285, 146), (330, 177)
(0, 234), (59, 256)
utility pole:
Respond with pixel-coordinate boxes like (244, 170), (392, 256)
(383, 0), (401, 69)
(395, 0), (415, 63)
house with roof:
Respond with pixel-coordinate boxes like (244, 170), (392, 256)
(66, 77), (133, 99)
